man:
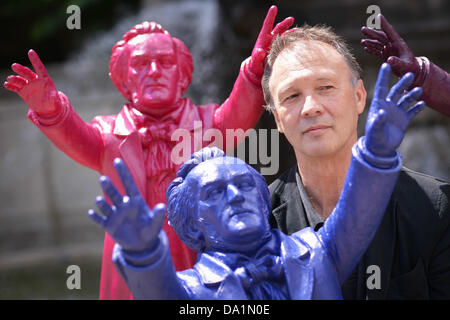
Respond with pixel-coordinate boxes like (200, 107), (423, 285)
(263, 26), (450, 299)
(87, 63), (423, 297)
(3, 6), (294, 299)
(361, 14), (450, 116)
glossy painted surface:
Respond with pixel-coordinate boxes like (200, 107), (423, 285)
(364, 63), (424, 159)
(89, 138), (402, 299)
(3, 5), (294, 299)
(90, 65), (422, 299)
(361, 14), (450, 116)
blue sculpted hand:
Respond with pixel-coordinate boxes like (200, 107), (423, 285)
(365, 63), (425, 157)
(88, 158), (166, 253)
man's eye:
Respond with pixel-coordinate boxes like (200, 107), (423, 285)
(319, 86), (334, 91)
(283, 93), (299, 102)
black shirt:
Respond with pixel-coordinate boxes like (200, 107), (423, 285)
(294, 169), (325, 232)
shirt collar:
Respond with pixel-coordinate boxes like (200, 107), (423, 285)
(295, 167), (324, 231)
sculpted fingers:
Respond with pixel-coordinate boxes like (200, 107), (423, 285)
(397, 87), (423, 111)
(361, 39), (385, 52)
(272, 16), (295, 36)
(248, 48), (266, 77)
(252, 5), (277, 52)
(261, 5), (278, 36)
(407, 101), (425, 121)
(11, 63), (37, 81)
(387, 56), (413, 76)
(4, 63), (37, 94)
(147, 203), (166, 237)
(95, 195), (114, 218)
(6, 75), (27, 88)
(28, 50), (51, 79)
(374, 63), (392, 101)
(387, 72), (414, 104)
(361, 26), (389, 43)
(99, 175), (123, 207)
(113, 158), (140, 198)
(379, 14), (402, 43)
(3, 81), (21, 93)
(256, 5), (293, 51)
(88, 209), (107, 228)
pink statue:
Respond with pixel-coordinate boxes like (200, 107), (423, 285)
(3, 6), (293, 299)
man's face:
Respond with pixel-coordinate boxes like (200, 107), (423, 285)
(186, 157), (270, 252)
(126, 33), (181, 113)
(269, 40), (366, 159)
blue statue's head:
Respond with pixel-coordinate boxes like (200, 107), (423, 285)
(167, 147), (272, 254)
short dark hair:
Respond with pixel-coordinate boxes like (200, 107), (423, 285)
(262, 24), (362, 110)
(166, 147), (271, 252)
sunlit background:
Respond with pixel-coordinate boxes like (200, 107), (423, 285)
(0, 0), (449, 299)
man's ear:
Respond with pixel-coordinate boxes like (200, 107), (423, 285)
(271, 106), (284, 133)
(354, 79), (367, 115)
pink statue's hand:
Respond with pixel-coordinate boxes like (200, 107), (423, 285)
(361, 14), (420, 78)
(248, 5), (294, 78)
(4, 49), (63, 118)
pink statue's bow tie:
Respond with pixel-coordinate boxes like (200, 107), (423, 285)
(130, 109), (178, 147)
(137, 122), (177, 147)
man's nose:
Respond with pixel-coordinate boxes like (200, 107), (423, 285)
(301, 95), (324, 117)
(227, 184), (244, 204)
(148, 61), (161, 78)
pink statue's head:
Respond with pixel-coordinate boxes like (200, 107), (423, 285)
(109, 22), (193, 114)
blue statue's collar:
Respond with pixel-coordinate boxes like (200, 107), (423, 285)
(194, 231), (280, 285)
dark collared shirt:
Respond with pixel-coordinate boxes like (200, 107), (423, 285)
(294, 168), (325, 231)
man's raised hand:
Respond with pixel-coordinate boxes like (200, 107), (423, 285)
(3, 50), (62, 117)
(88, 158), (166, 254)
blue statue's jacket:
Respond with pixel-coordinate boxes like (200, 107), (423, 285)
(112, 138), (402, 299)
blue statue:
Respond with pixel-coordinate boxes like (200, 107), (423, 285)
(88, 64), (424, 299)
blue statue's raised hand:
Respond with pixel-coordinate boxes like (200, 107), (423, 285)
(365, 63), (425, 157)
(88, 158), (166, 253)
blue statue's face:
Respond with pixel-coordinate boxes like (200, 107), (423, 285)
(186, 157), (270, 253)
